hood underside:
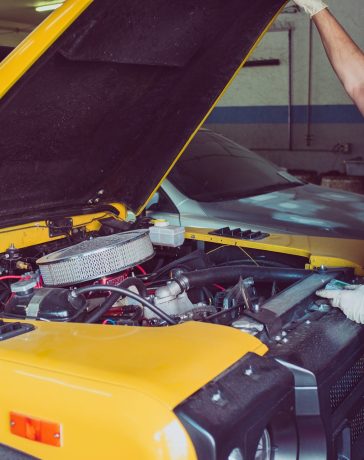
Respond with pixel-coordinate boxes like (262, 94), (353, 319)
(0, 0), (286, 221)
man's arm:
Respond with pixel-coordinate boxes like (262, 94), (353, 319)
(294, 0), (364, 116)
(313, 9), (364, 115)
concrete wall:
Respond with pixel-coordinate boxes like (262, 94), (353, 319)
(205, 0), (364, 174)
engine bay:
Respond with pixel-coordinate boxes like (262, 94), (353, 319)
(0, 220), (357, 346)
(1, 220), (364, 458)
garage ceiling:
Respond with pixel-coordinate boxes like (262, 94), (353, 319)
(0, 0), (62, 26)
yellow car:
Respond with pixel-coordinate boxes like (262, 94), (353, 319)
(0, 1), (364, 459)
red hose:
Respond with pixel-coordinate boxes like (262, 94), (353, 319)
(0, 275), (30, 281)
(136, 265), (147, 275)
(213, 283), (225, 291)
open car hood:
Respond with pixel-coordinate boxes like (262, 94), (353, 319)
(0, 0), (286, 222)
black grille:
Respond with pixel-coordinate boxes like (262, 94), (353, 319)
(350, 405), (364, 445)
(330, 355), (364, 412)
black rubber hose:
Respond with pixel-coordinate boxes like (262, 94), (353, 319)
(71, 285), (176, 325)
(153, 257), (165, 273)
(85, 278), (147, 324)
(177, 266), (312, 289)
(149, 249), (209, 280)
(217, 259), (294, 269)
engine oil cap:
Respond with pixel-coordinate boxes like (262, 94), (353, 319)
(11, 278), (37, 296)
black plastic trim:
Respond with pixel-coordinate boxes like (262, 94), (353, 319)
(0, 321), (35, 341)
(209, 227), (270, 241)
(175, 353), (297, 460)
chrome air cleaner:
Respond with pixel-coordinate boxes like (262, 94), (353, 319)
(37, 230), (154, 286)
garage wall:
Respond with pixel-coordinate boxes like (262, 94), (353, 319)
(1, 1), (363, 176)
(206, 0), (364, 174)
(0, 20), (30, 48)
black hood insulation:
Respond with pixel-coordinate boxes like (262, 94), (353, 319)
(0, 0), (286, 221)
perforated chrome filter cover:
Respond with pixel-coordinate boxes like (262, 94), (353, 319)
(37, 230), (154, 286)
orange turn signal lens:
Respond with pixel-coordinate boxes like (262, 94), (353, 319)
(10, 412), (62, 447)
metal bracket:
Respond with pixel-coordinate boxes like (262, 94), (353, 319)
(244, 271), (343, 338)
(47, 218), (73, 238)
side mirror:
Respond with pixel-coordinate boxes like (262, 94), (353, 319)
(146, 192), (160, 210)
(125, 210), (136, 222)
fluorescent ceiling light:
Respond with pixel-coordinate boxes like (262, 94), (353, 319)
(35, 3), (63, 12)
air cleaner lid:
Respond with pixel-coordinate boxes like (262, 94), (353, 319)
(37, 230), (154, 286)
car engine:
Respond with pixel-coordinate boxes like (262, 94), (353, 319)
(1, 225), (364, 459)
(0, 227), (356, 332)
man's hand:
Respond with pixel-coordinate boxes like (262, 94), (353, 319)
(293, 0), (328, 17)
(316, 285), (364, 324)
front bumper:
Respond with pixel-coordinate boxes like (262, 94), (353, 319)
(175, 353), (297, 460)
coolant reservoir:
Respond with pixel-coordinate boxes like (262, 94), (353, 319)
(149, 220), (185, 247)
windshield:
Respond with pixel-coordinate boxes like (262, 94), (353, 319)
(168, 131), (301, 202)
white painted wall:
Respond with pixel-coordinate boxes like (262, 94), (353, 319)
(0, 20), (30, 48)
(220, 0), (364, 108)
(219, 30), (290, 107)
(211, 0), (364, 173)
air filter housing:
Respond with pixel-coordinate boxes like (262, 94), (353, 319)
(37, 230), (154, 286)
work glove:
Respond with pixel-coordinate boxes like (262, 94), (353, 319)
(293, 0), (328, 17)
(316, 285), (364, 324)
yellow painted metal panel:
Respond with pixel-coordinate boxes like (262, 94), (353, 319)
(0, 207), (126, 253)
(0, 360), (197, 459)
(137, 2), (288, 216)
(0, 320), (267, 408)
(0, 320), (266, 458)
(0, 0), (93, 100)
(185, 227), (364, 275)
